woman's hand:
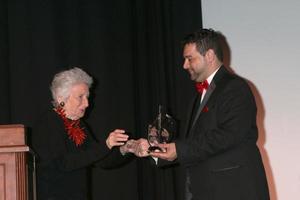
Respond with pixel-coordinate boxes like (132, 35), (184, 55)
(135, 138), (150, 157)
(106, 129), (129, 149)
(120, 139), (138, 155)
(119, 138), (150, 157)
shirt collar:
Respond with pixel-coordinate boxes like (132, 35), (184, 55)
(206, 66), (221, 84)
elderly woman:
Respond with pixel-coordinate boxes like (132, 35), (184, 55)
(31, 67), (134, 200)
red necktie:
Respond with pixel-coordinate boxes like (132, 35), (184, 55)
(195, 80), (209, 93)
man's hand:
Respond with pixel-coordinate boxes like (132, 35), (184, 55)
(150, 143), (177, 161)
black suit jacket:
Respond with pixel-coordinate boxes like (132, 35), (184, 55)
(175, 66), (269, 200)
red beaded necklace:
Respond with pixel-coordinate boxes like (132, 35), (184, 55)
(54, 107), (87, 146)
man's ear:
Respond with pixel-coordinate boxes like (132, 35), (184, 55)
(205, 49), (216, 61)
(205, 49), (215, 62)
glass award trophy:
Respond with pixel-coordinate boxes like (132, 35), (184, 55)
(147, 105), (176, 152)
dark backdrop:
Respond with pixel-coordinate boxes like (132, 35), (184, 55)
(0, 0), (202, 199)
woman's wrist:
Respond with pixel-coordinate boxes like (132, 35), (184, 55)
(119, 145), (127, 156)
(106, 138), (112, 149)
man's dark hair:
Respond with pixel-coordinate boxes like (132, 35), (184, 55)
(182, 28), (223, 61)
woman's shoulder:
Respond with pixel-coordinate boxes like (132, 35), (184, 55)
(34, 108), (62, 129)
(40, 108), (59, 119)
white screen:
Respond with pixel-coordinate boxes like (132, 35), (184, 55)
(202, 1), (300, 199)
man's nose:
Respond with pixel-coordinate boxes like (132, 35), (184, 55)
(183, 59), (189, 69)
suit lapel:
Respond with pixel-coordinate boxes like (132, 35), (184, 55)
(183, 94), (199, 138)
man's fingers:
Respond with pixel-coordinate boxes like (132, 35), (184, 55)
(157, 143), (168, 149)
(150, 151), (165, 158)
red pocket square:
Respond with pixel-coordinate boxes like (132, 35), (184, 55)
(202, 106), (209, 113)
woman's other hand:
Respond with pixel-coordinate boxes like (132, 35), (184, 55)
(106, 129), (128, 149)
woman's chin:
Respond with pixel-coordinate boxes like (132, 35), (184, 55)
(66, 115), (81, 120)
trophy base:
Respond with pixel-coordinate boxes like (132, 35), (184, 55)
(148, 146), (163, 152)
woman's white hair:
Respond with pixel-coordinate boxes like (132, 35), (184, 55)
(50, 67), (93, 107)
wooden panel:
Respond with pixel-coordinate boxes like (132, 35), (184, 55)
(0, 153), (17, 200)
(0, 125), (25, 146)
(16, 153), (28, 200)
(0, 152), (29, 200)
(0, 125), (29, 200)
(0, 163), (5, 200)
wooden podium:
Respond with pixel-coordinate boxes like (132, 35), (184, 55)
(0, 124), (30, 200)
